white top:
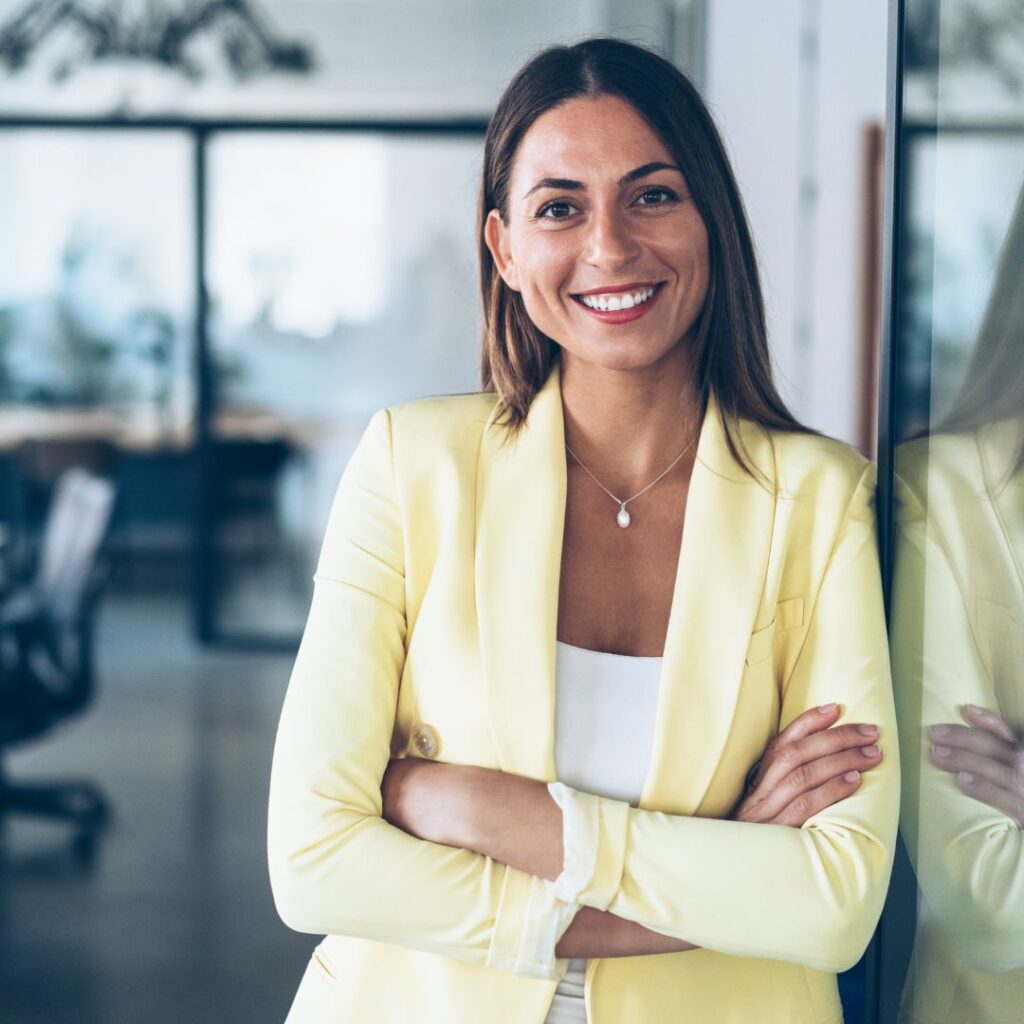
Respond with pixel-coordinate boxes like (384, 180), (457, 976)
(542, 640), (663, 1024)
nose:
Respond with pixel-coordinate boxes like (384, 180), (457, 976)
(582, 203), (641, 268)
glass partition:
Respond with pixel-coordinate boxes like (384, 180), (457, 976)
(204, 130), (483, 641)
(0, 128), (195, 576)
(881, 0), (1024, 1020)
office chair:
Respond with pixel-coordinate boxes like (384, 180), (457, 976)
(0, 466), (117, 856)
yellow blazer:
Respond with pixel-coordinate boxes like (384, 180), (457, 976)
(892, 422), (1024, 1023)
(267, 360), (900, 1024)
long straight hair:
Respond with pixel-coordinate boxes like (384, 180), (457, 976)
(927, 181), (1024, 485)
(478, 36), (820, 476)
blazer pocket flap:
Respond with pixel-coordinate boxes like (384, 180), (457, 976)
(745, 620), (776, 666)
(744, 599), (804, 667)
(977, 596), (1022, 637)
(976, 596), (1024, 659)
(776, 596), (804, 632)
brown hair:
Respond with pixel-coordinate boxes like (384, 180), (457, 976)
(927, 181), (1024, 484)
(477, 36), (820, 475)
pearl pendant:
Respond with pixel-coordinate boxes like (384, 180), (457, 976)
(616, 504), (631, 529)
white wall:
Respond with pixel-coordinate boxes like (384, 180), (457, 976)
(706, 0), (888, 446)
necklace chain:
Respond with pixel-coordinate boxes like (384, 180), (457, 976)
(564, 425), (698, 529)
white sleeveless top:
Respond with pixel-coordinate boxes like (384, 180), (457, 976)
(542, 640), (663, 1024)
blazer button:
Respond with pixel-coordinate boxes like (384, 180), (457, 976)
(411, 723), (441, 759)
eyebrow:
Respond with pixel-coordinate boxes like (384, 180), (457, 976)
(522, 161), (683, 200)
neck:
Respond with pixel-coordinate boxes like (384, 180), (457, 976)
(559, 345), (705, 493)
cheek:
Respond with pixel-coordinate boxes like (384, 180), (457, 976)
(678, 237), (710, 291)
(691, 247), (710, 293)
(517, 240), (574, 300)
(672, 213), (709, 273)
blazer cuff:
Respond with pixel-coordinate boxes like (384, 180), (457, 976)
(486, 867), (580, 981)
(543, 781), (631, 911)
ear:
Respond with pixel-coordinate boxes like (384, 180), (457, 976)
(483, 208), (521, 292)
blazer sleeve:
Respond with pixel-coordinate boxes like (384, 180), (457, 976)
(891, 472), (1024, 973)
(267, 408), (580, 981)
(542, 462), (901, 974)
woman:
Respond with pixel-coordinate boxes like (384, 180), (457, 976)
(268, 36), (899, 1024)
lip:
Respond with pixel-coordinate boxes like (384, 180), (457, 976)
(572, 280), (663, 296)
(570, 281), (666, 324)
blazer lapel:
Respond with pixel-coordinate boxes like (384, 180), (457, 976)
(475, 364), (566, 784)
(643, 401), (776, 815)
(475, 360), (777, 814)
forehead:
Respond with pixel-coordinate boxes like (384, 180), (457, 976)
(511, 94), (674, 183)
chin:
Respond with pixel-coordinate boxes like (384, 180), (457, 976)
(566, 346), (669, 373)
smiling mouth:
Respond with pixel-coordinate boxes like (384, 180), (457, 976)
(570, 282), (665, 312)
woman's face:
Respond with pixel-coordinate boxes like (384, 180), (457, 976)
(484, 93), (710, 373)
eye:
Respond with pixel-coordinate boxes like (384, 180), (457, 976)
(535, 199), (579, 220)
(634, 186), (680, 207)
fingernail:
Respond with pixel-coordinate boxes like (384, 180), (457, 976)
(862, 745), (880, 757)
(818, 703), (838, 714)
(966, 704), (987, 717)
(931, 745), (950, 757)
(957, 771), (975, 784)
(843, 771), (860, 782)
(929, 724), (950, 737)
(857, 724), (879, 735)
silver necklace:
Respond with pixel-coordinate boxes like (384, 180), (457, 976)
(565, 430), (698, 529)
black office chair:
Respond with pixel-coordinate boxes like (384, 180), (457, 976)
(0, 466), (117, 855)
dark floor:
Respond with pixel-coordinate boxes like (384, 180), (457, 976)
(0, 592), (312, 1024)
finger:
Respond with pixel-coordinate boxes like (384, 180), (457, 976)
(954, 771), (1024, 827)
(757, 722), (881, 793)
(770, 770), (864, 827)
(929, 745), (1024, 792)
(959, 703), (1019, 744)
(750, 744), (883, 821)
(749, 704), (843, 789)
(928, 723), (1021, 766)
(773, 703), (843, 748)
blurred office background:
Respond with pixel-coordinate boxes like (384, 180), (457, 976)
(0, 1), (1019, 1022)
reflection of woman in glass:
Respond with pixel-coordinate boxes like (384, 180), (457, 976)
(894, 177), (1024, 1023)
(268, 38), (898, 1023)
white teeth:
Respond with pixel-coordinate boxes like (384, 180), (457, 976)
(578, 286), (656, 311)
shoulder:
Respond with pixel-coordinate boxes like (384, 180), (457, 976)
(360, 391), (499, 496)
(767, 427), (875, 514)
(770, 425), (872, 497)
(894, 424), (1011, 525)
(383, 390), (498, 455)
(895, 428), (991, 499)
(758, 430), (879, 579)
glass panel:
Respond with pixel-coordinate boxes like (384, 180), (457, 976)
(0, 129), (194, 579)
(888, 0), (1024, 1020)
(206, 130), (482, 640)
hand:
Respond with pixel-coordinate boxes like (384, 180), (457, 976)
(928, 703), (1024, 826)
(730, 703), (884, 826)
(380, 756), (478, 848)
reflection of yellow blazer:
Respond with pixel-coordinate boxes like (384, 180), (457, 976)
(893, 423), (1024, 1023)
(268, 360), (899, 1024)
